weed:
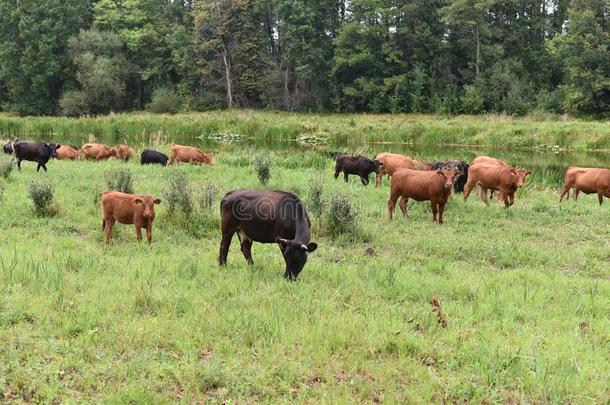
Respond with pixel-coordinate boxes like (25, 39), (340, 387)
(27, 181), (57, 216)
(105, 168), (134, 194)
(0, 156), (14, 179)
(163, 171), (193, 215)
(254, 153), (272, 185)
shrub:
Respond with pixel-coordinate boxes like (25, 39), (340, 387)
(325, 193), (358, 239)
(27, 181), (56, 216)
(105, 168), (134, 194)
(254, 153), (272, 185)
(59, 90), (89, 117)
(307, 176), (324, 217)
(0, 157), (14, 179)
(163, 171), (193, 215)
(462, 83), (485, 114)
(147, 87), (181, 114)
(197, 180), (218, 212)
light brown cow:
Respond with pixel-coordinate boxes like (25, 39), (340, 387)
(81, 143), (116, 160)
(55, 145), (80, 160)
(464, 164), (530, 207)
(559, 167), (610, 205)
(470, 156), (531, 200)
(101, 191), (161, 244)
(112, 144), (134, 161)
(388, 168), (459, 223)
(471, 156), (508, 166)
(168, 144), (212, 165)
(375, 153), (416, 187)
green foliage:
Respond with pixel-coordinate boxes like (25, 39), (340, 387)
(147, 87), (181, 114)
(253, 153), (272, 185)
(105, 168), (134, 194)
(462, 83), (485, 114)
(27, 181), (56, 216)
(197, 180), (218, 213)
(163, 171), (193, 215)
(307, 176), (324, 218)
(0, 156), (14, 179)
(325, 193), (358, 240)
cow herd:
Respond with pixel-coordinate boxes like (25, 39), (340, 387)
(2, 139), (609, 280)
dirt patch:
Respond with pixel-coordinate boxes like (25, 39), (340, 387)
(429, 297), (448, 328)
(199, 347), (213, 363)
(365, 247), (375, 256)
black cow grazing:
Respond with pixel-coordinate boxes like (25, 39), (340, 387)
(13, 141), (60, 172)
(431, 160), (469, 193)
(140, 149), (169, 166)
(219, 189), (318, 281)
(334, 154), (381, 186)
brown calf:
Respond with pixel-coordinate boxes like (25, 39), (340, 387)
(375, 152), (416, 187)
(463, 164), (530, 207)
(81, 143), (116, 160)
(101, 191), (161, 244)
(470, 156), (531, 201)
(388, 168), (459, 223)
(112, 144), (134, 161)
(168, 144), (212, 165)
(55, 145), (80, 160)
(559, 167), (610, 205)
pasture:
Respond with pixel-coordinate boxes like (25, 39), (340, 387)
(0, 116), (609, 403)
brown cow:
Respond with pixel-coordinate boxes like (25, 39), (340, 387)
(559, 167), (610, 205)
(463, 164), (530, 207)
(470, 156), (530, 200)
(375, 153), (415, 187)
(168, 144), (212, 165)
(388, 168), (459, 223)
(471, 156), (508, 166)
(101, 191), (161, 244)
(55, 145), (80, 160)
(81, 143), (116, 160)
(112, 144), (134, 161)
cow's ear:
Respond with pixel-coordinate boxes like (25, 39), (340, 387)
(153, 199), (161, 205)
(134, 198), (143, 205)
(276, 238), (289, 248)
(305, 242), (318, 252)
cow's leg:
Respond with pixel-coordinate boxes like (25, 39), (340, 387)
(438, 202), (445, 224)
(334, 167), (340, 180)
(238, 231), (254, 265)
(146, 223), (153, 244)
(500, 191), (510, 208)
(559, 184), (571, 202)
(343, 172), (348, 182)
(135, 225), (143, 242)
(16, 159), (22, 170)
(431, 201), (438, 222)
(104, 217), (115, 244)
(463, 178), (476, 201)
(361, 175), (369, 186)
(509, 192), (516, 206)
(598, 193), (604, 205)
(399, 196), (408, 216)
(573, 188), (579, 201)
(387, 190), (400, 220)
(376, 172), (383, 187)
(478, 186), (490, 206)
(40, 162), (47, 172)
(218, 228), (235, 265)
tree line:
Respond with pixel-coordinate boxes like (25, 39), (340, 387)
(0, 0), (608, 117)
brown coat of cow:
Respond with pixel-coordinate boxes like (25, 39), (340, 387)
(81, 143), (116, 160)
(375, 153), (416, 187)
(168, 144), (212, 165)
(470, 156), (531, 200)
(101, 191), (161, 244)
(463, 164), (530, 207)
(112, 144), (134, 161)
(55, 145), (80, 160)
(471, 156), (508, 166)
(388, 168), (459, 223)
(559, 167), (610, 205)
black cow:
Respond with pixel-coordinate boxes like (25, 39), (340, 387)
(13, 141), (60, 172)
(219, 189), (318, 281)
(334, 154), (381, 186)
(3, 139), (20, 154)
(140, 149), (169, 166)
(431, 160), (469, 193)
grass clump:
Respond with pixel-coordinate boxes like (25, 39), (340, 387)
(105, 168), (134, 194)
(0, 157), (14, 179)
(325, 193), (358, 239)
(163, 171), (193, 216)
(307, 176), (324, 218)
(27, 181), (57, 216)
(254, 153), (272, 185)
(197, 180), (218, 212)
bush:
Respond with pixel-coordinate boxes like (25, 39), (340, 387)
(197, 180), (218, 212)
(325, 193), (358, 239)
(254, 153), (272, 185)
(105, 168), (134, 194)
(27, 181), (56, 216)
(0, 157), (14, 179)
(147, 87), (181, 114)
(59, 90), (89, 117)
(462, 83), (485, 114)
(163, 171), (193, 215)
(307, 176), (324, 217)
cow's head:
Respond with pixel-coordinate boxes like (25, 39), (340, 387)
(47, 143), (61, 157)
(135, 196), (161, 219)
(513, 168), (532, 187)
(276, 238), (318, 281)
(436, 169), (459, 190)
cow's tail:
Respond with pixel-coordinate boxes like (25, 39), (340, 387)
(102, 218), (106, 232)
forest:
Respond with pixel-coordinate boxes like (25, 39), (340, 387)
(0, 0), (608, 117)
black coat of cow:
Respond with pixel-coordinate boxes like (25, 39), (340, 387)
(140, 149), (169, 166)
(13, 141), (60, 172)
(431, 160), (469, 193)
(219, 189), (318, 280)
(3, 139), (20, 154)
(334, 154), (381, 186)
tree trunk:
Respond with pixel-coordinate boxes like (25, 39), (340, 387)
(475, 27), (480, 77)
(283, 68), (290, 110)
(221, 45), (233, 108)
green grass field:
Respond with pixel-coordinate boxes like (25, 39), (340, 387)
(0, 145), (608, 403)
